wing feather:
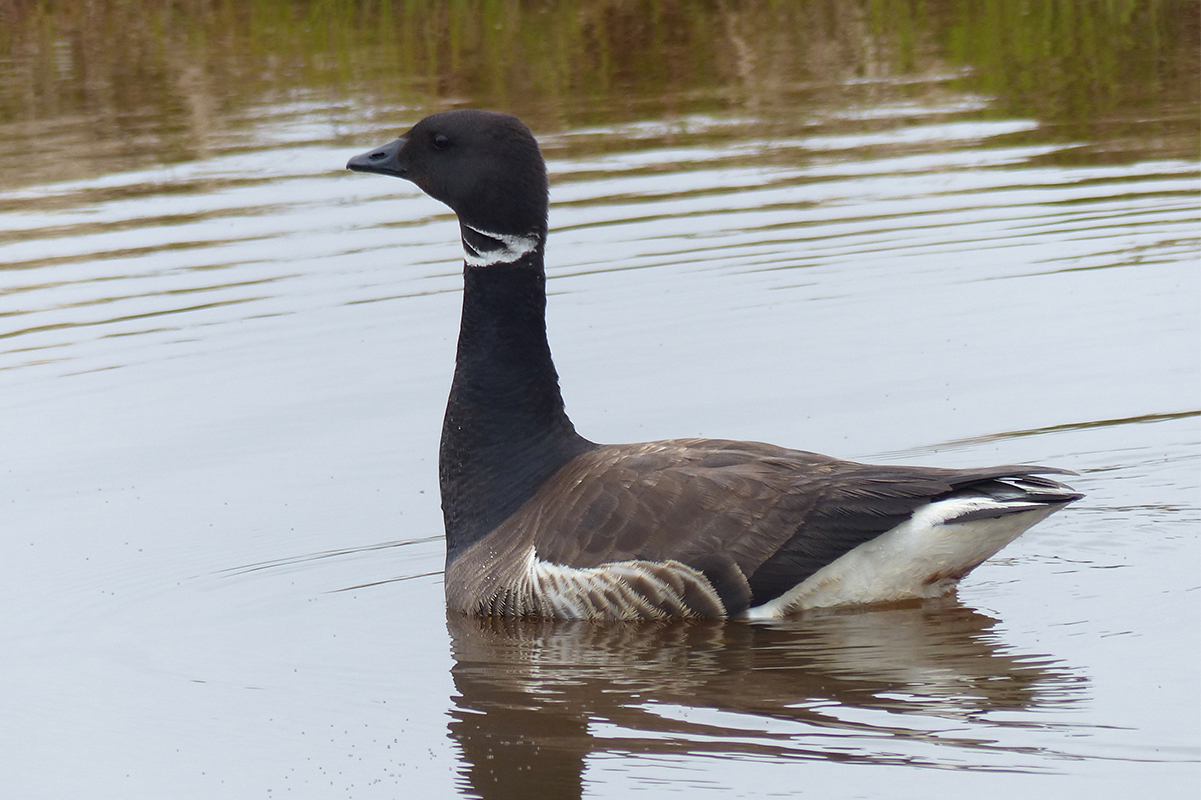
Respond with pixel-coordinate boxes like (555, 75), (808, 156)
(517, 438), (1075, 615)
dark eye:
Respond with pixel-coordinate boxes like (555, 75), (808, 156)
(432, 133), (450, 150)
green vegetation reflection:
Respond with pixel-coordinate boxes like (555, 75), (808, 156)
(0, 0), (1196, 183)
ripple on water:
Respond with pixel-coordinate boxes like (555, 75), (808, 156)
(1, 88), (1198, 800)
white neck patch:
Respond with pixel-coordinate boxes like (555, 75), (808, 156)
(461, 224), (540, 268)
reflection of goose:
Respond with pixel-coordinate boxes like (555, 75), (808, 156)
(446, 606), (1083, 799)
(348, 110), (1081, 620)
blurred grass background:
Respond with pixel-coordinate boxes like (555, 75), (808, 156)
(0, 0), (1196, 185)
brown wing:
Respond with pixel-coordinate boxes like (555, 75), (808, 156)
(522, 438), (1075, 614)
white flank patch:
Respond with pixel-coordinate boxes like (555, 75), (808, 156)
(462, 224), (540, 267)
(523, 549), (713, 620)
(743, 497), (1059, 619)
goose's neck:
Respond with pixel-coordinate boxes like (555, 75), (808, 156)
(439, 253), (593, 559)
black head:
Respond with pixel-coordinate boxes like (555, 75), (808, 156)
(347, 110), (549, 240)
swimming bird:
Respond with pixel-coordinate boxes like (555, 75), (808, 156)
(346, 109), (1082, 620)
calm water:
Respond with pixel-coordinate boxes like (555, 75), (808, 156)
(1, 3), (1198, 798)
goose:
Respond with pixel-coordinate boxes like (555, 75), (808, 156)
(346, 109), (1082, 620)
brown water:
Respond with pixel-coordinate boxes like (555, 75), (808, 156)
(1, 3), (1198, 798)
